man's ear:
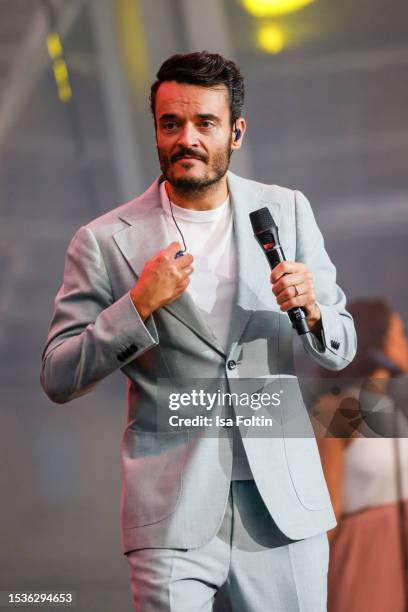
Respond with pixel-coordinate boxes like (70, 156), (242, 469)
(231, 117), (246, 151)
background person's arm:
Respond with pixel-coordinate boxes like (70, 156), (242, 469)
(317, 436), (354, 541)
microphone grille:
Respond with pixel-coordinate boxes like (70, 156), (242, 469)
(249, 207), (276, 234)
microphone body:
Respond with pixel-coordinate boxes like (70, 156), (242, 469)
(250, 208), (309, 335)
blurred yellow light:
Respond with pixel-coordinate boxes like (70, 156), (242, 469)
(243, 0), (316, 17)
(257, 25), (285, 54)
(53, 59), (69, 84)
(116, 0), (149, 96)
(47, 33), (63, 59)
(58, 84), (72, 103)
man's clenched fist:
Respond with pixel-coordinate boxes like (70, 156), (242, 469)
(130, 242), (194, 320)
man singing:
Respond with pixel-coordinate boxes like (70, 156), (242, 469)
(41, 51), (356, 611)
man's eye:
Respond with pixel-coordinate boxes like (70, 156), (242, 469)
(163, 122), (177, 131)
(200, 121), (214, 129)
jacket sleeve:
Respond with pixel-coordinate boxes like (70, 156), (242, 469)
(41, 225), (158, 404)
(294, 190), (357, 371)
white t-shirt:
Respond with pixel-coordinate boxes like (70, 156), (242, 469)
(160, 181), (253, 480)
(160, 180), (237, 352)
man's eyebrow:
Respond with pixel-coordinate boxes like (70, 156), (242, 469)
(158, 113), (221, 122)
(196, 113), (220, 122)
(158, 113), (179, 121)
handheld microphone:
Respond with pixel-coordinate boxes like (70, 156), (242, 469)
(249, 207), (310, 335)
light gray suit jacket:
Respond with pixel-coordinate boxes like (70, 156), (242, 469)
(41, 171), (356, 553)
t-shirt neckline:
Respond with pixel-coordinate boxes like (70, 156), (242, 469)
(161, 181), (230, 223)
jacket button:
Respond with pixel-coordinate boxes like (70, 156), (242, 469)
(227, 360), (237, 370)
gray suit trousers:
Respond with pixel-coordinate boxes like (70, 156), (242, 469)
(125, 480), (329, 611)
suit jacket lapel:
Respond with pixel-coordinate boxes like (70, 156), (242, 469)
(113, 178), (226, 357)
(112, 173), (282, 358)
(226, 172), (281, 352)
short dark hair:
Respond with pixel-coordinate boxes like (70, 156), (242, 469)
(320, 298), (394, 380)
(343, 299), (394, 379)
(150, 51), (245, 127)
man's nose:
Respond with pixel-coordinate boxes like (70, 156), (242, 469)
(176, 123), (200, 147)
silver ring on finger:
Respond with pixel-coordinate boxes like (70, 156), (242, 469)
(294, 284), (301, 297)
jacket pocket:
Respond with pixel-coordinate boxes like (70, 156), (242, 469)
(121, 428), (189, 528)
(283, 436), (331, 510)
(281, 377), (331, 510)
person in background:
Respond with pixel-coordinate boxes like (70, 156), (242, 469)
(316, 299), (408, 612)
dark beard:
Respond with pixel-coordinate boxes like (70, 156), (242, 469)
(158, 146), (232, 194)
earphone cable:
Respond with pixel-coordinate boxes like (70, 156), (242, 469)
(169, 198), (187, 253)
